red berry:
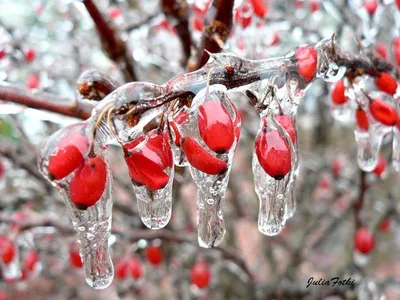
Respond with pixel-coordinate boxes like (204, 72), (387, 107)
(396, 0), (400, 10)
(355, 108), (369, 131)
(379, 219), (390, 232)
(24, 48), (36, 63)
(235, 6), (252, 28)
(319, 177), (330, 189)
(332, 159), (341, 176)
(369, 98), (398, 126)
(0, 236), (16, 264)
(109, 7), (121, 19)
(0, 291), (7, 300)
(145, 246), (163, 265)
(26, 74), (39, 90)
(181, 137), (228, 175)
(24, 250), (39, 272)
(193, 17), (203, 31)
(255, 129), (292, 180)
(270, 32), (280, 46)
(191, 260), (211, 289)
(295, 46), (318, 82)
(69, 243), (83, 268)
(375, 72), (398, 95)
(48, 126), (89, 180)
(116, 259), (129, 279)
(0, 160), (4, 178)
(198, 99), (234, 153)
(394, 37), (400, 66)
(69, 156), (107, 209)
(250, 0), (268, 17)
(275, 115), (296, 143)
(0, 49), (6, 60)
(354, 227), (375, 254)
(124, 130), (172, 190)
(375, 43), (387, 59)
(170, 111), (188, 145)
(129, 257), (143, 279)
(373, 155), (386, 176)
(364, 0), (378, 15)
(331, 80), (347, 105)
(309, 0), (320, 12)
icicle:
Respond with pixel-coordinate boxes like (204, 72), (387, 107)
(123, 124), (174, 229)
(0, 235), (21, 281)
(253, 113), (295, 236)
(175, 85), (241, 248)
(357, 279), (383, 300)
(38, 122), (114, 289)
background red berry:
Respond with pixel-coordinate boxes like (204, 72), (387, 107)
(354, 227), (375, 254)
(145, 246), (163, 265)
(191, 260), (211, 289)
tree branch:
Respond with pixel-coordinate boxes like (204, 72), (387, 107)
(0, 82), (91, 119)
(82, 0), (137, 82)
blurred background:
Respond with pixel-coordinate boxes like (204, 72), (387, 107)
(0, 0), (400, 299)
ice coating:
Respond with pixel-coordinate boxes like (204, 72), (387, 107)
(38, 124), (114, 289)
(253, 114), (295, 236)
(0, 236), (21, 281)
(392, 126), (400, 171)
(175, 85), (241, 247)
(125, 126), (174, 230)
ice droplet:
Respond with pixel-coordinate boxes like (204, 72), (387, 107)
(133, 169), (174, 230)
(175, 85), (241, 247)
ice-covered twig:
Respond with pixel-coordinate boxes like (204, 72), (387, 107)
(77, 70), (120, 101)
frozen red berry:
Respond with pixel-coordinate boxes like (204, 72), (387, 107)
(109, 7), (121, 19)
(364, 0), (378, 15)
(354, 227), (375, 254)
(145, 246), (163, 265)
(116, 259), (129, 279)
(191, 260), (211, 289)
(332, 159), (341, 176)
(26, 74), (39, 90)
(375, 43), (387, 59)
(295, 46), (318, 82)
(0, 49), (6, 60)
(373, 155), (386, 176)
(129, 257), (143, 279)
(0, 236), (16, 264)
(375, 72), (398, 95)
(275, 115), (296, 143)
(0, 160), (4, 179)
(24, 48), (36, 63)
(181, 137), (228, 175)
(24, 250), (39, 272)
(48, 126), (89, 180)
(69, 156), (107, 209)
(396, 0), (400, 10)
(124, 129), (172, 190)
(331, 80), (347, 105)
(235, 6), (252, 28)
(255, 129), (292, 180)
(193, 17), (203, 31)
(394, 37), (400, 66)
(198, 99), (234, 153)
(369, 98), (398, 126)
(355, 107), (369, 131)
(379, 219), (390, 232)
(250, 0), (267, 17)
(69, 243), (83, 268)
(309, 0), (320, 12)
